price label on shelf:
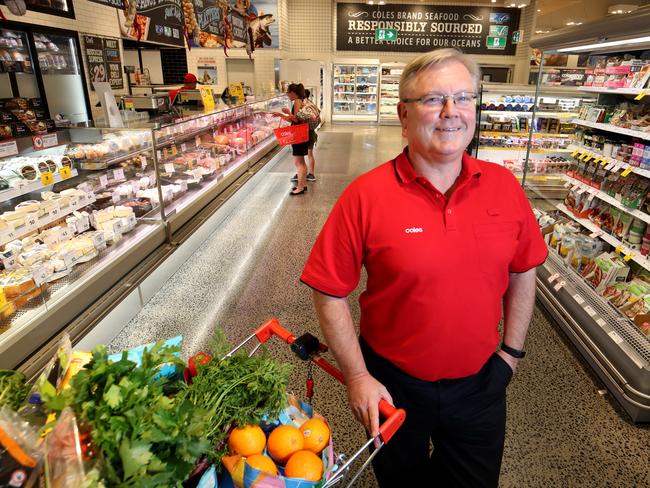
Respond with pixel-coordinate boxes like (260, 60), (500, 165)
(24, 212), (38, 229)
(0, 140), (18, 158)
(40, 171), (54, 186)
(578, 152), (587, 160)
(589, 230), (604, 238)
(587, 193), (596, 203)
(113, 168), (125, 181)
(99, 174), (108, 188)
(140, 155), (147, 170)
(32, 266), (49, 287)
(584, 154), (593, 162)
(60, 166), (72, 180)
(180, 143), (187, 152)
(547, 272), (560, 284)
(195, 135), (202, 147)
(571, 149), (581, 157)
(553, 280), (566, 292)
(608, 330), (624, 345)
(596, 318), (607, 328)
(615, 245), (624, 254)
(112, 192), (120, 204)
(573, 294), (585, 305)
(576, 186), (588, 195)
(604, 161), (615, 171)
(634, 91), (648, 101)
(59, 225), (73, 241)
(621, 166), (633, 177)
(164, 162), (175, 173)
(0, 252), (17, 270)
(595, 157), (604, 164)
(583, 305), (596, 317)
(624, 252), (636, 262)
(564, 181), (572, 188)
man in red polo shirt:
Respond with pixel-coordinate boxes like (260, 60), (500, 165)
(301, 48), (547, 487)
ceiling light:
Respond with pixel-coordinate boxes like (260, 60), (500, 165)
(537, 9), (541, 12)
(607, 4), (638, 15)
(491, 0), (496, 3)
(367, 0), (374, 4)
(556, 35), (650, 52)
(565, 21), (583, 26)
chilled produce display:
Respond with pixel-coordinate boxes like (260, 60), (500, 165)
(582, 54), (650, 90)
(379, 64), (402, 124)
(332, 63), (379, 121)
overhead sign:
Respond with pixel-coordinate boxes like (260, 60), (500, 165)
(375, 28), (397, 42)
(118, 0), (184, 47)
(83, 35), (124, 90)
(336, 3), (521, 55)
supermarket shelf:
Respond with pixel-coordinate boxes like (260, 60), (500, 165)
(567, 143), (650, 179)
(578, 86), (648, 96)
(478, 146), (572, 153)
(482, 131), (573, 137)
(334, 101), (354, 104)
(79, 146), (152, 171)
(0, 169), (79, 205)
(572, 119), (650, 141)
(0, 192), (97, 247)
(482, 110), (578, 117)
(335, 92), (356, 94)
(563, 174), (650, 225)
(556, 203), (650, 271)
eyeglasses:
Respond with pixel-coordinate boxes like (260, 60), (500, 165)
(401, 92), (478, 109)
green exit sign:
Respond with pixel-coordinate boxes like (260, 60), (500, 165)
(486, 36), (507, 49)
(375, 28), (397, 42)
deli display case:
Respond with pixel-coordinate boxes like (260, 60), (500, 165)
(332, 63), (379, 122)
(528, 10), (650, 423)
(0, 94), (289, 370)
(379, 63), (403, 125)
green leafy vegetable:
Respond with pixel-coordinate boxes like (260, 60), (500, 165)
(44, 342), (209, 487)
(179, 345), (292, 462)
(0, 369), (30, 411)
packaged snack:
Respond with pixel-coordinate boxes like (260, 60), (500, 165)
(614, 212), (634, 240)
(582, 253), (630, 292)
(0, 407), (44, 488)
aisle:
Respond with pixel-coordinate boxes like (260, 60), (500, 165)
(109, 126), (649, 487)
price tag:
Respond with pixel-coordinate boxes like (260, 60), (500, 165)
(32, 266), (48, 287)
(75, 214), (90, 233)
(564, 181), (572, 188)
(126, 213), (137, 228)
(573, 294), (585, 305)
(49, 205), (60, 219)
(589, 230), (604, 238)
(583, 305), (597, 317)
(112, 193), (120, 204)
(613, 161), (624, 172)
(615, 245), (624, 254)
(634, 91), (647, 101)
(621, 166), (633, 177)
(0, 252), (17, 270)
(576, 186), (588, 195)
(113, 168), (125, 181)
(59, 225), (73, 241)
(24, 212), (38, 229)
(91, 232), (106, 249)
(164, 163), (175, 173)
(584, 154), (593, 162)
(40, 171), (54, 186)
(587, 193), (596, 203)
(596, 318), (607, 328)
(578, 152), (587, 160)
(608, 330), (624, 344)
(42, 232), (59, 246)
(547, 272), (560, 283)
(553, 280), (566, 292)
(62, 250), (78, 267)
(140, 155), (147, 170)
(571, 149), (581, 157)
(180, 143), (187, 152)
(131, 180), (141, 193)
(595, 157), (604, 164)
(59, 166), (72, 180)
(99, 174), (108, 188)
(624, 252), (636, 261)
(0, 140), (18, 158)
(604, 161), (615, 171)
(32, 133), (58, 150)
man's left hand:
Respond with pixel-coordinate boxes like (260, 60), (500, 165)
(496, 349), (519, 374)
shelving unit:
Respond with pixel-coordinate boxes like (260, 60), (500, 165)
(571, 118), (650, 141)
(379, 63), (403, 125)
(332, 63), (379, 122)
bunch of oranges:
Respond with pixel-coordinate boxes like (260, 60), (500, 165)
(227, 418), (330, 482)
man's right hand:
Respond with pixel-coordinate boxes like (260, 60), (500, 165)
(346, 372), (394, 441)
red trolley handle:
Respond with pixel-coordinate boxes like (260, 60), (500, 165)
(254, 319), (406, 444)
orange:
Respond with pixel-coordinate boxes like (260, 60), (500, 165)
(227, 424), (266, 457)
(284, 450), (324, 481)
(267, 425), (304, 464)
(300, 418), (330, 454)
(245, 454), (278, 476)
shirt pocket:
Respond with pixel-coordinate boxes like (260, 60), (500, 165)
(473, 221), (520, 276)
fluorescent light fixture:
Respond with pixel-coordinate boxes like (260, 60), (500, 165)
(556, 35), (650, 52)
(491, 0), (496, 3)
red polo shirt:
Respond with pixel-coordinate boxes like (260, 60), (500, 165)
(301, 148), (548, 381)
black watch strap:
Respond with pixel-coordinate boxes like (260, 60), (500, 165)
(501, 343), (526, 359)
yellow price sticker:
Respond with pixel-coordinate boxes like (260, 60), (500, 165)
(59, 166), (72, 180)
(621, 167), (633, 177)
(596, 158), (605, 165)
(40, 171), (54, 186)
(634, 91), (647, 101)
(571, 149), (580, 157)
(624, 253), (636, 261)
(615, 245), (624, 254)
(584, 154), (593, 162)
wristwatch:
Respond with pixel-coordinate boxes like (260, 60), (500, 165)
(501, 344), (526, 359)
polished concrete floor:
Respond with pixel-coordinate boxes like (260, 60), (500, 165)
(110, 125), (650, 487)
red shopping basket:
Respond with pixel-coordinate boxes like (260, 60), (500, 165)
(216, 319), (407, 488)
(274, 123), (309, 145)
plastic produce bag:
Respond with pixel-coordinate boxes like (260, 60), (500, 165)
(0, 406), (43, 488)
(44, 407), (86, 488)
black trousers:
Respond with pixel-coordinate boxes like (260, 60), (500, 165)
(360, 338), (512, 488)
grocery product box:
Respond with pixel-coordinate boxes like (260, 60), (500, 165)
(582, 253), (630, 293)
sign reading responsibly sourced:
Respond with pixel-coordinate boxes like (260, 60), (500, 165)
(336, 3), (521, 55)
(83, 35), (124, 90)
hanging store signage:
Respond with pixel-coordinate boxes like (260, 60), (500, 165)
(83, 36), (124, 90)
(375, 28), (397, 42)
(118, 0), (185, 47)
(336, 3), (521, 55)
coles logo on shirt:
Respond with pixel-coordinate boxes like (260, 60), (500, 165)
(405, 227), (423, 234)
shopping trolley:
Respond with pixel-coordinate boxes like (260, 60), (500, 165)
(221, 318), (406, 488)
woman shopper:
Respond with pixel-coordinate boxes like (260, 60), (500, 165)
(275, 83), (309, 195)
(291, 89), (318, 183)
